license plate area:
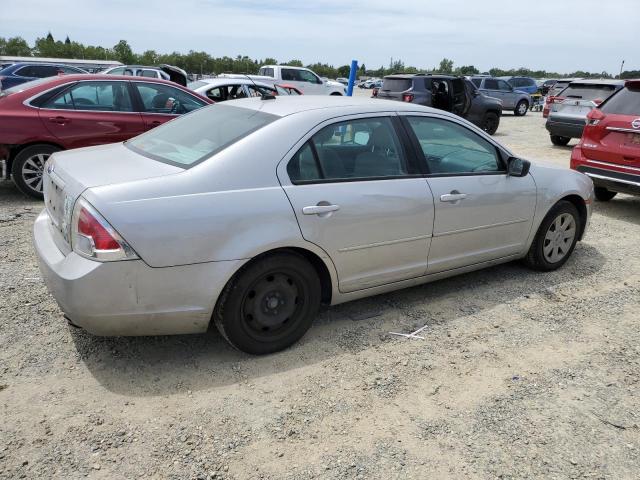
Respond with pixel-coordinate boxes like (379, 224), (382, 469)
(44, 173), (72, 243)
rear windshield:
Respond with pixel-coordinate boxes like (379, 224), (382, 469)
(600, 86), (640, 115)
(559, 83), (617, 101)
(381, 78), (412, 92)
(549, 82), (571, 96)
(126, 104), (279, 168)
(187, 81), (209, 89)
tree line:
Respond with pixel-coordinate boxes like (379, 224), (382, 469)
(1, 34), (638, 80)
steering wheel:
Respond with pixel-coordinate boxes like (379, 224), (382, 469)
(169, 99), (183, 114)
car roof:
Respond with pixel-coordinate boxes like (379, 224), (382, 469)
(384, 74), (459, 80)
(8, 74), (194, 94)
(191, 78), (272, 87)
(565, 79), (624, 86)
(226, 95), (454, 119)
(4, 62), (83, 69)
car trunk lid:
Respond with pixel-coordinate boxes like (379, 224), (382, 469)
(43, 142), (183, 251)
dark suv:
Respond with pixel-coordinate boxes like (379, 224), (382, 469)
(375, 74), (503, 134)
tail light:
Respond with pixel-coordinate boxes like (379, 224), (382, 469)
(402, 93), (414, 102)
(71, 197), (138, 261)
(587, 108), (605, 126)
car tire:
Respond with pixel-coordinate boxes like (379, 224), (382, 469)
(330, 92), (342, 96)
(550, 135), (571, 146)
(214, 252), (321, 355)
(594, 187), (617, 201)
(514, 100), (529, 116)
(481, 112), (500, 135)
(11, 144), (61, 199)
(524, 200), (581, 272)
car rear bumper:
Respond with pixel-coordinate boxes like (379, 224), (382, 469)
(33, 209), (244, 336)
(570, 147), (640, 195)
(546, 118), (585, 139)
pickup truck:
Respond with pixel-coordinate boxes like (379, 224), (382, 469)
(245, 65), (346, 95)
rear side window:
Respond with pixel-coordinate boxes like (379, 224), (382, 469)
(281, 69), (298, 81)
(381, 78), (412, 91)
(484, 79), (499, 90)
(560, 83), (617, 102)
(126, 104), (278, 167)
(16, 65), (58, 78)
(288, 117), (408, 183)
(601, 86), (640, 115)
(259, 67), (275, 78)
(42, 81), (133, 112)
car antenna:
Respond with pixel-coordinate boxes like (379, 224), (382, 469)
(242, 74), (276, 100)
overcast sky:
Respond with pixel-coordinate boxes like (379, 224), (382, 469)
(1, 0), (637, 73)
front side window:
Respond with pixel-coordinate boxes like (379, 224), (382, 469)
(298, 70), (321, 84)
(498, 80), (512, 91)
(288, 117), (408, 183)
(133, 82), (207, 114)
(405, 116), (503, 175)
(126, 104), (278, 167)
(42, 81), (133, 112)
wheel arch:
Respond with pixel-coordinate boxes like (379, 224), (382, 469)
(558, 194), (588, 240)
(7, 141), (65, 177)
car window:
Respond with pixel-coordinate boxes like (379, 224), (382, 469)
(139, 70), (158, 78)
(16, 65), (57, 78)
(381, 78), (412, 91)
(405, 116), (503, 175)
(107, 67), (125, 75)
(498, 80), (512, 91)
(471, 78), (482, 88)
(133, 82), (207, 114)
(60, 66), (83, 74)
(126, 104), (278, 168)
(42, 81), (134, 112)
(281, 69), (298, 81)
(484, 79), (499, 90)
(259, 67), (275, 78)
(288, 117), (408, 183)
(298, 70), (320, 84)
(247, 84), (276, 97)
(560, 83), (617, 101)
(600, 86), (640, 115)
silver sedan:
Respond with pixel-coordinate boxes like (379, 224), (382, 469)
(34, 97), (594, 354)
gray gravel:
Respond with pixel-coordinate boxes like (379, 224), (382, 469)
(1, 111), (639, 479)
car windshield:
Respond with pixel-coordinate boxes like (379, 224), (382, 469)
(0, 77), (55, 97)
(559, 83), (617, 101)
(126, 104), (279, 168)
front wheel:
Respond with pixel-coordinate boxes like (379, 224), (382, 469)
(594, 187), (617, 201)
(11, 144), (61, 199)
(481, 112), (500, 135)
(214, 252), (321, 355)
(514, 100), (529, 116)
(550, 135), (571, 146)
(524, 200), (580, 271)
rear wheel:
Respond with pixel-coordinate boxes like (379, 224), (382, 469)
(550, 135), (571, 146)
(594, 187), (617, 201)
(481, 112), (499, 135)
(514, 100), (529, 116)
(11, 144), (61, 199)
(524, 201), (580, 271)
(214, 252), (321, 355)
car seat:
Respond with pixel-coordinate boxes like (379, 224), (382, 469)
(353, 125), (403, 177)
(314, 128), (346, 179)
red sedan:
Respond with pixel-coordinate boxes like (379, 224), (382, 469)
(0, 74), (212, 198)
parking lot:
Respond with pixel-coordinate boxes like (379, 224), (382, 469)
(1, 109), (639, 479)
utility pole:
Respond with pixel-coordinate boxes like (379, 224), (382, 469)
(619, 60), (625, 79)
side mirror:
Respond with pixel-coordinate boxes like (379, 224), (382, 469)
(507, 157), (531, 177)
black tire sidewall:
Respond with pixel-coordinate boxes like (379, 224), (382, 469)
(482, 112), (499, 135)
(550, 135), (570, 146)
(12, 145), (60, 199)
(215, 253), (321, 355)
(514, 100), (528, 116)
(594, 187), (617, 201)
(528, 201), (580, 271)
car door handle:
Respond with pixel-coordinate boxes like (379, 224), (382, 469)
(440, 193), (467, 203)
(302, 204), (340, 215)
(48, 116), (70, 125)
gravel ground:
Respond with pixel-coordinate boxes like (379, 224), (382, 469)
(1, 106), (639, 480)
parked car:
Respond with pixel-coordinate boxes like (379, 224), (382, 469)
(543, 78), (582, 117)
(102, 65), (188, 86)
(0, 62), (87, 90)
(501, 76), (539, 95)
(545, 79), (624, 146)
(188, 78), (279, 101)
(470, 76), (532, 115)
(336, 77), (349, 85)
(252, 65), (345, 95)
(34, 96), (593, 354)
(541, 79), (558, 96)
(375, 74), (503, 134)
(570, 79), (640, 200)
(0, 75), (211, 198)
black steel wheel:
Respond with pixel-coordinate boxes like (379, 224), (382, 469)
(214, 252), (321, 354)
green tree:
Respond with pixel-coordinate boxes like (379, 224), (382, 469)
(285, 59), (303, 67)
(2, 36), (32, 56)
(437, 58), (454, 74)
(455, 65), (479, 75)
(112, 40), (135, 64)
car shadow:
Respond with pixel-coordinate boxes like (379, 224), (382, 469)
(593, 194), (640, 226)
(73, 242), (606, 397)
